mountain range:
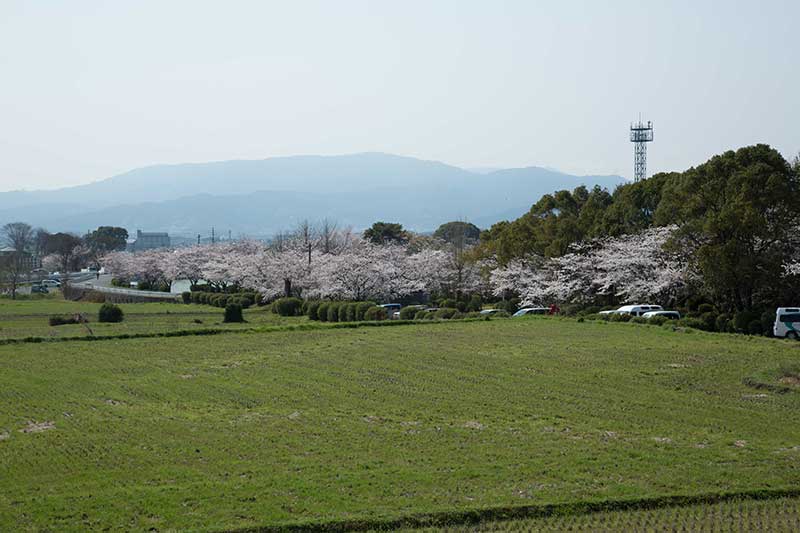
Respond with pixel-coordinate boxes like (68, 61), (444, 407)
(0, 153), (626, 237)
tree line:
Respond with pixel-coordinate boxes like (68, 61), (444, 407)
(478, 144), (800, 314)
(0, 225), (128, 298)
(4, 143), (798, 321)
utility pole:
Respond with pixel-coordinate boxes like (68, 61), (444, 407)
(211, 227), (215, 244)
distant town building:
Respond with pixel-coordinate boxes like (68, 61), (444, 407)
(0, 246), (40, 271)
(126, 230), (170, 252)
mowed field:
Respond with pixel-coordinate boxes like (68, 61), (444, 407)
(0, 297), (302, 339)
(1, 303), (800, 531)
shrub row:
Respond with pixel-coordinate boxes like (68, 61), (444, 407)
(303, 301), (507, 323)
(306, 301), (384, 322)
(587, 308), (775, 336)
(412, 308), (495, 321)
(435, 295), (485, 313)
(184, 291), (258, 309)
(399, 305), (425, 320)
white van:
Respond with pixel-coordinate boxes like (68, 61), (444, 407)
(642, 310), (681, 320)
(774, 308), (800, 339)
(600, 304), (663, 317)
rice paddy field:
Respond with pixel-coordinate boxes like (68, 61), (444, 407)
(392, 496), (800, 532)
(1, 297), (799, 531)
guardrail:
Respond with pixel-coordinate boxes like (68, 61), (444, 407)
(83, 284), (178, 299)
(66, 284), (179, 303)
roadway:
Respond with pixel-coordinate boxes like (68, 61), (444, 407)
(72, 274), (179, 300)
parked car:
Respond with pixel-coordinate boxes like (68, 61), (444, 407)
(642, 310), (681, 320)
(774, 307), (800, 340)
(479, 309), (502, 315)
(600, 304), (663, 317)
(41, 279), (61, 288)
(513, 307), (550, 317)
(379, 303), (401, 318)
(31, 284), (49, 294)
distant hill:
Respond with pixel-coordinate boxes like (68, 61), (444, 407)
(0, 153), (625, 235)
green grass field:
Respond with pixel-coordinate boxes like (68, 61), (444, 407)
(1, 302), (799, 531)
(0, 296), (304, 339)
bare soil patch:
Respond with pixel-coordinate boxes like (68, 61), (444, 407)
(19, 421), (55, 433)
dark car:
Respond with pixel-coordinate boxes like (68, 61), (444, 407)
(31, 284), (49, 294)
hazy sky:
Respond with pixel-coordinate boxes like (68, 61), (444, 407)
(0, 0), (797, 191)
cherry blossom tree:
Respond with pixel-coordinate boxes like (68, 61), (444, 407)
(490, 256), (557, 306)
(97, 227), (493, 303)
(491, 226), (688, 306)
(41, 254), (61, 274)
(162, 246), (207, 287)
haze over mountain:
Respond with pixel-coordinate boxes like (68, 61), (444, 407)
(0, 153), (625, 237)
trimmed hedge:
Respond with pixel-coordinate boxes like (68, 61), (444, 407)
(317, 302), (330, 322)
(189, 291), (257, 309)
(433, 308), (459, 320)
(305, 301), (378, 323)
(304, 301), (497, 324)
(399, 306), (423, 320)
(327, 302), (342, 322)
(364, 306), (387, 321)
(272, 297), (304, 316)
(224, 303), (244, 323)
(306, 301), (322, 321)
(356, 302), (373, 321)
(98, 303), (124, 323)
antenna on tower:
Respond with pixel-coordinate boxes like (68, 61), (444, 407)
(630, 118), (654, 182)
